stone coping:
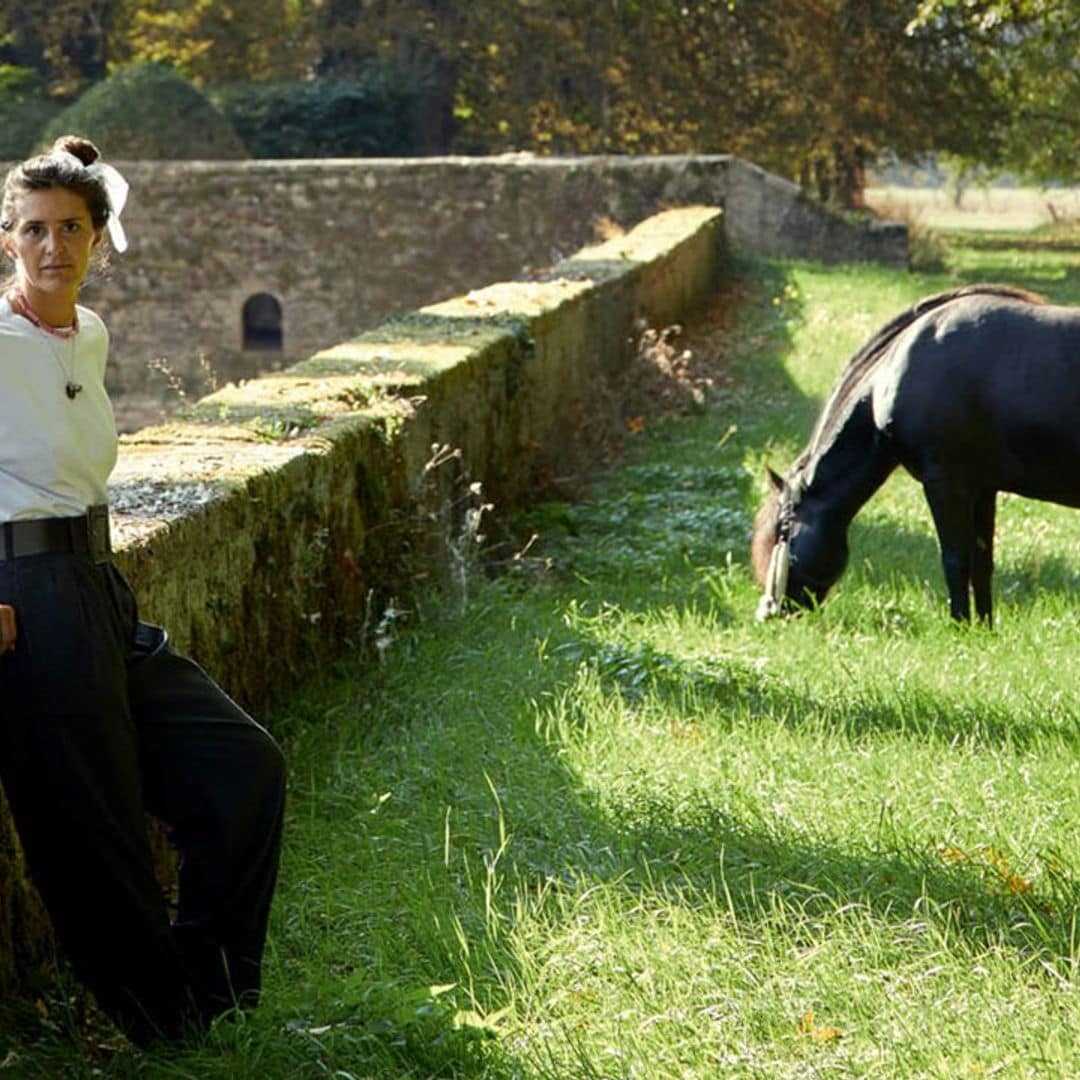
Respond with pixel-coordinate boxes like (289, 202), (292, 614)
(107, 205), (725, 710)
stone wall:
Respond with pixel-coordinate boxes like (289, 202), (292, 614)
(62, 155), (906, 430)
(0, 205), (726, 996)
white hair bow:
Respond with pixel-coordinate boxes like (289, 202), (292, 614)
(54, 151), (130, 253)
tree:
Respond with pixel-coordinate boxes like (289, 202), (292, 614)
(0, 65), (62, 158)
(311, 0), (463, 153)
(4, 0), (1073, 200)
(107, 0), (315, 84)
(210, 75), (420, 158)
(910, 0), (1080, 182)
(726, 0), (1016, 207)
(306, 0), (1021, 205)
(311, 1), (752, 157)
(0, 0), (112, 92)
(42, 63), (247, 159)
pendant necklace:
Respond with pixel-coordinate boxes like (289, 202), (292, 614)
(6, 289), (82, 400)
(52, 336), (83, 400)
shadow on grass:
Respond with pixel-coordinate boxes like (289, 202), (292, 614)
(506, 638), (1080, 965)
(303, 251), (1080, 1074)
(567, 612), (1080, 752)
(258, 625), (1080, 1079)
(308, 243), (1080, 1073)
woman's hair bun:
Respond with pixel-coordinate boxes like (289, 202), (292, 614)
(50, 135), (100, 167)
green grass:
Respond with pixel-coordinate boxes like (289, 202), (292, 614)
(7, 229), (1080, 1077)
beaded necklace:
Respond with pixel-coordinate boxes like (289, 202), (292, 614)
(7, 288), (79, 338)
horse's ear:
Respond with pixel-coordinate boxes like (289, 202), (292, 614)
(766, 466), (784, 494)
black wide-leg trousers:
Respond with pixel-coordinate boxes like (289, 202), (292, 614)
(0, 552), (286, 1045)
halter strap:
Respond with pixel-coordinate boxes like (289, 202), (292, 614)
(757, 482), (799, 621)
(756, 537), (790, 621)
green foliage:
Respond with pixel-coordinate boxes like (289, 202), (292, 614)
(209, 73), (420, 159)
(5, 2), (1078, 192)
(110, 0), (314, 85)
(0, 64), (44, 99)
(42, 63), (247, 160)
(6, 2), (1079, 194)
(0, 64), (60, 159)
(909, 0), (1080, 183)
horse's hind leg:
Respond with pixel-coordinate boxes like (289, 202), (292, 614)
(971, 490), (996, 626)
(923, 480), (975, 621)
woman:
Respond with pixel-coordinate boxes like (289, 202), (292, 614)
(0, 135), (286, 1046)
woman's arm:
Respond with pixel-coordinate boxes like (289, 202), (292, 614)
(0, 605), (16, 654)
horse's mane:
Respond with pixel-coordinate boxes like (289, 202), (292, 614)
(799, 283), (1045, 469)
(751, 283), (1045, 586)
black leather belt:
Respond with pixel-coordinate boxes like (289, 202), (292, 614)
(0, 505), (112, 564)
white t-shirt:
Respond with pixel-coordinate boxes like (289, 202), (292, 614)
(0, 296), (118, 521)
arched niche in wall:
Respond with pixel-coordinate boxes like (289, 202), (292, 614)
(242, 293), (283, 352)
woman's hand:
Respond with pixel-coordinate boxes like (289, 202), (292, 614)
(0, 604), (16, 655)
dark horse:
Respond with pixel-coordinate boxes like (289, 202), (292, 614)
(751, 283), (1080, 624)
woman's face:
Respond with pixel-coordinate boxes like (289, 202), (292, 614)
(2, 187), (101, 299)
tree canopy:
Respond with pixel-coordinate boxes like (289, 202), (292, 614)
(42, 63), (248, 159)
(0, 0), (1075, 203)
(910, 0), (1080, 183)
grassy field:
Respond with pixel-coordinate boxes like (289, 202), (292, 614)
(5, 224), (1080, 1077)
(865, 186), (1080, 232)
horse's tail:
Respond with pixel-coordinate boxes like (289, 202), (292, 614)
(802, 283), (1046, 461)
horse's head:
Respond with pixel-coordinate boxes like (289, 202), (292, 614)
(751, 467), (848, 620)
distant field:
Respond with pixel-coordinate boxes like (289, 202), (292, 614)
(866, 185), (1080, 230)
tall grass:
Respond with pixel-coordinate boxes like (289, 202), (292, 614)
(5, 228), (1080, 1077)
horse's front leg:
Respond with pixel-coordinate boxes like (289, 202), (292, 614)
(971, 490), (996, 626)
(923, 481), (975, 621)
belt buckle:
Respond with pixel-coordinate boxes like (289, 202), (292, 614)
(87, 504), (111, 564)
(132, 620), (168, 662)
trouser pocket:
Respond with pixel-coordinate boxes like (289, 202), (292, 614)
(4, 555), (122, 715)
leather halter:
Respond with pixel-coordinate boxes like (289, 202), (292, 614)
(756, 494), (795, 621)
